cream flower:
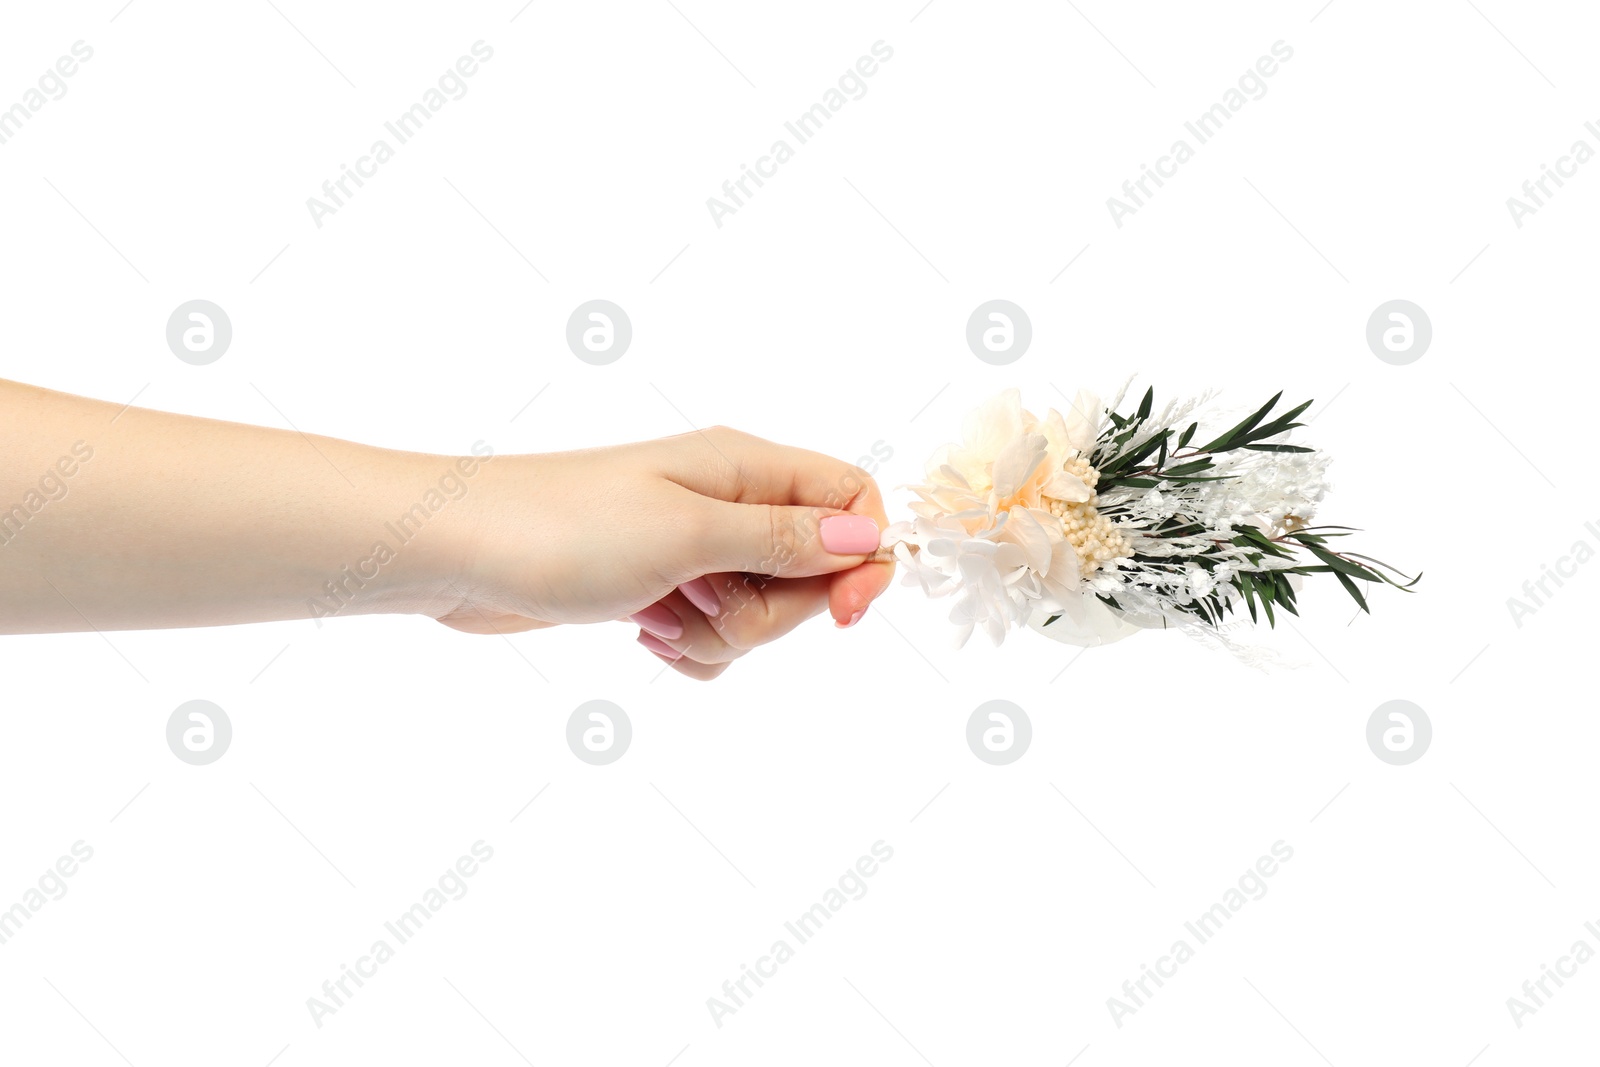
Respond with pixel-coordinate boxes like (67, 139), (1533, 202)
(916, 389), (1098, 517)
(882, 389), (1118, 647)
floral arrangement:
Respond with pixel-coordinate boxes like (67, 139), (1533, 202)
(877, 386), (1417, 647)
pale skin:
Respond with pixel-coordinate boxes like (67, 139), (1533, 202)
(0, 380), (894, 680)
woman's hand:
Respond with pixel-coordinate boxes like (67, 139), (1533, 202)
(433, 426), (894, 680)
(0, 380), (892, 678)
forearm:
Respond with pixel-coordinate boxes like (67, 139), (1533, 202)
(0, 380), (473, 633)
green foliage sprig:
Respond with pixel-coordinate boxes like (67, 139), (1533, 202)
(1044, 388), (1419, 631)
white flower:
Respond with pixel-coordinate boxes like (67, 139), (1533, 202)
(884, 389), (1109, 647)
(883, 509), (1085, 647)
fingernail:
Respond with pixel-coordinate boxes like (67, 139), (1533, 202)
(628, 603), (683, 640)
(637, 630), (682, 660)
(678, 577), (721, 617)
(820, 514), (880, 555)
(835, 607), (867, 629)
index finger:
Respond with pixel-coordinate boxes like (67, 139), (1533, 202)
(661, 426), (894, 625)
(660, 426), (889, 519)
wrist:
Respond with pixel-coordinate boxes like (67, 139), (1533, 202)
(315, 442), (497, 623)
(406, 442), (500, 616)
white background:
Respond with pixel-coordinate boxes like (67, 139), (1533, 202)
(1, 1), (1595, 1064)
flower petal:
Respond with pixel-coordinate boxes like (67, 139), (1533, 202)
(1042, 470), (1092, 503)
(1061, 389), (1101, 454)
(961, 390), (1025, 457)
(990, 433), (1048, 499)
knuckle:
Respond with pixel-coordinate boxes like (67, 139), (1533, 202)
(710, 620), (754, 653)
(676, 636), (732, 665)
(830, 465), (874, 509)
(762, 504), (799, 573)
(702, 633), (750, 662)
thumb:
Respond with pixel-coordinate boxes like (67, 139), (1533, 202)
(692, 499), (883, 578)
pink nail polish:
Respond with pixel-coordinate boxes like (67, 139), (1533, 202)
(637, 630), (682, 659)
(820, 514), (880, 555)
(835, 607), (867, 628)
(629, 603), (684, 639)
(678, 577), (721, 617)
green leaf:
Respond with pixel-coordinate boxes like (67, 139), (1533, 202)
(1340, 553), (1424, 589)
(1102, 429), (1171, 475)
(1231, 527), (1293, 558)
(1241, 399), (1314, 445)
(1335, 572), (1370, 614)
(1305, 544), (1383, 582)
(1195, 391), (1281, 453)
(1273, 572), (1300, 615)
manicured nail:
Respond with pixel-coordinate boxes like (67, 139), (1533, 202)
(835, 607), (867, 629)
(629, 603), (683, 640)
(637, 630), (682, 659)
(820, 514), (880, 555)
(678, 577), (721, 617)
